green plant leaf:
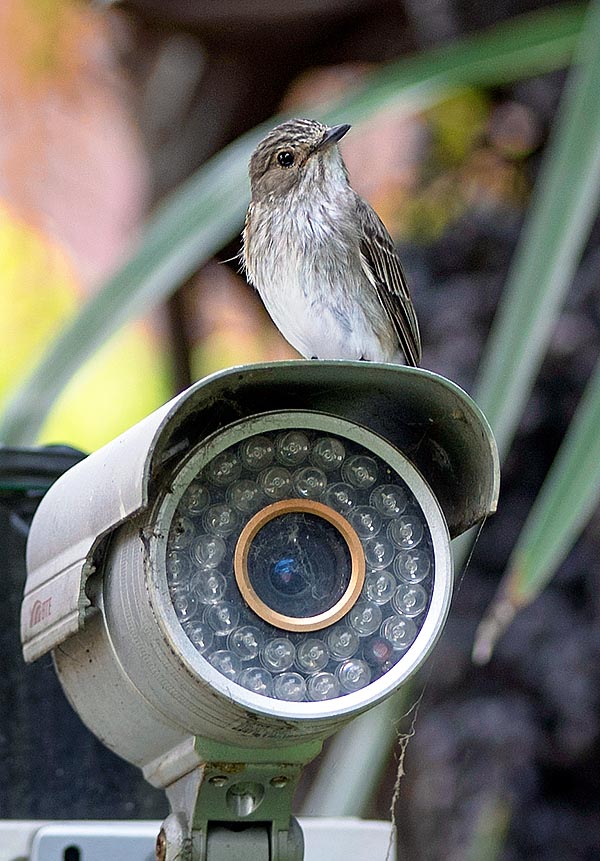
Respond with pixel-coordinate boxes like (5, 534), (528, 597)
(0, 3), (586, 445)
(509, 360), (600, 597)
(471, 0), (600, 663)
(473, 1), (600, 461)
(474, 357), (600, 663)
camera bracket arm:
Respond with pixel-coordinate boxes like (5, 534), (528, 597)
(155, 737), (323, 861)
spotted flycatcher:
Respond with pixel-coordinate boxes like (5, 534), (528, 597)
(242, 118), (421, 365)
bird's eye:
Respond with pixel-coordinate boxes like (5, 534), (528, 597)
(277, 150), (295, 167)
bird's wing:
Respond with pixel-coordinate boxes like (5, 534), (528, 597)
(356, 196), (421, 366)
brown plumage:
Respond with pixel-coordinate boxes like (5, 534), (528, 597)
(243, 118), (421, 366)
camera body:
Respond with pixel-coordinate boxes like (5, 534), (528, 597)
(21, 360), (498, 858)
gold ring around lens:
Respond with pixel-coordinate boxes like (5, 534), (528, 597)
(234, 499), (365, 633)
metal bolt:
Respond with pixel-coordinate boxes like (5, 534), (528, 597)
(270, 776), (289, 788)
(209, 775), (228, 786)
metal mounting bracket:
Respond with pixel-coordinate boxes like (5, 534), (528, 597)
(157, 737), (322, 861)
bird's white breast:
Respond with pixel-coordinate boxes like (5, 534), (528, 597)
(245, 163), (396, 361)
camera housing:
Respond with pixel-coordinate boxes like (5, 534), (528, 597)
(21, 360), (498, 858)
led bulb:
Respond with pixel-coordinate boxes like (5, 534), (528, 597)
(172, 591), (197, 623)
(261, 638), (296, 672)
(348, 506), (383, 539)
(259, 466), (293, 500)
(370, 484), (408, 518)
(323, 482), (358, 514)
(184, 620), (214, 653)
(238, 666), (273, 696)
(205, 602), (240, 636)
(204, 451), (242, 486)
(327, 626), (359, 660)
(203, 504), (240, 537)
(362, 636), (395, 667)
(307, 672), (340, 701)
(341, 455), (378, 489)
(228, 625), (262, 661)
(227, 479), (264, 514)
(170, 517), (195, 549)
(365, 571), (396, 605)
(388, 515), (424, 549)
(192, 535), (226, 569)
(293, 466), (327, 499)
(166, 551), (190, 583)
(273, 672), (306, 701)
(180, 481), (210, 516)
(275, 431), (310, 466)
(208, 650), (242, 680)
(364, 536), (395, 569)
(394, 550), (431, 584)
(392, 583), (428, 618)
(190, 570), (227, 605)
(381, 615), (418, 651)
(337, 659), (371, 692)
(348, 601), (382, 637)
(296, 639), (329, 673)
(239, 436), (275, 471)
(310, 437), (345, 471)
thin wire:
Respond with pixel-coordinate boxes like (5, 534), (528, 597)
(455, 517), (489, 593)
(386, 516), (488, 856)
(386, 690), (424, 861)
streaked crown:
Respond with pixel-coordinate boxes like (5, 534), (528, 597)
(248, 118), (346, 201)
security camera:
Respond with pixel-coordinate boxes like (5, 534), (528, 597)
(21, 360), (498, 861)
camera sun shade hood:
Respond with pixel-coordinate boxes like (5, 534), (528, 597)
(22, 360), (499, 664)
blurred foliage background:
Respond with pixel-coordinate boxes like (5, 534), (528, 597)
(2, 0), (600, 858)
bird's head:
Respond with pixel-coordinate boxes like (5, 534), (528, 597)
(248, 118), (351, 203)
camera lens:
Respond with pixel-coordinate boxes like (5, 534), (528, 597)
(235, 499), (365, 631)
(246, 511), (351, 618)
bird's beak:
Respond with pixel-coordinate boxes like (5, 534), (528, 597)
(315, 123), (351, 151)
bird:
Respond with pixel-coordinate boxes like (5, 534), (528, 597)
(242, 117), (421, 366)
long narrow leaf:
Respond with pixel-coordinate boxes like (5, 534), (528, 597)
(474, 356), (600, 662)
(0, 4), (586, 445)
(454, 0), (600, 575)
(473, 0), (600, 460)
(471, 0), (600, 662)
(508, 359), (600, 597)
